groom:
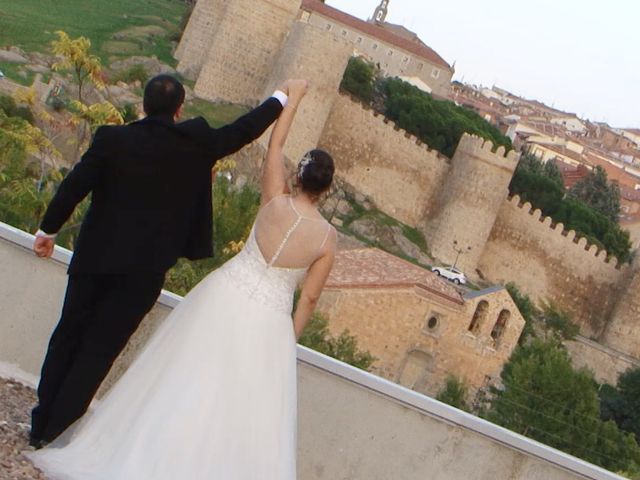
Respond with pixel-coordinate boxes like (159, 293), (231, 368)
(30, 74), (293, 447)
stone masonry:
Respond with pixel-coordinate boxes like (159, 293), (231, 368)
(177, 0), (640, 380)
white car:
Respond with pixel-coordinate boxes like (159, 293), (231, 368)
(432, 266), (467, 285)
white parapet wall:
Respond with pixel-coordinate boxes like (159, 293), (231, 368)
(0, 221), (626, 480)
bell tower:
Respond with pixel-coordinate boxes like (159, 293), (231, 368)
(371, 0), (390, 24)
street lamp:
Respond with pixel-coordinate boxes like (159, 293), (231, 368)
(452, 240), (471, 269)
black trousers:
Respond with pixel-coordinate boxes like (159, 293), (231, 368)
(31, 272), (165, 442)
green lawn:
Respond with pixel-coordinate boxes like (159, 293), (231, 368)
(183, 99), (249, 128)
(0, 0), (187, 65)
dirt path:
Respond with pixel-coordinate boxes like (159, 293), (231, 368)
(0, 378), (46, 480)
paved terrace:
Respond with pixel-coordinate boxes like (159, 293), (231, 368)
(0, 221), (627, 480)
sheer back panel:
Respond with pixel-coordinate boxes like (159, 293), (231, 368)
(254, 195), (330, 269)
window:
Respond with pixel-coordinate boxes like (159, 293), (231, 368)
(402, 56), (410, 64)
(490, 310), (510, 346)
(356, 36), (363, 44)
(342, 29), (348, 37)
(431, 68), (440, 79)
(417, 62), (424, 71)
(423, 313), (442, 335)
(372, 43), (378, 50)
(325, 23), (332, 31)
(387, 49), (394, 56)
(468, 301), (489, 335)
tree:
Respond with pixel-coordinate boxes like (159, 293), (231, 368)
(486, 339), (640, 473)
(509, 154), (632, 263)
(570, 166), (621, 222)
(51, 31), (123, 161)
(51, 31), (104, 103)
(539, 301), (579, 340)
(505, 282), (537, 344)
(436, 375), (469, 411)
(380, 77), (512, 158)
(340, 56), (376, 103)
(600, 368), (640, 443)
(298, 313), (376, 371)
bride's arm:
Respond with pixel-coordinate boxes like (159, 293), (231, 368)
(293, 228), (337, 340)
(260, 79), (309, 206)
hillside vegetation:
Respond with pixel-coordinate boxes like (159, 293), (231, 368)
(340, 56), (512, 158)
(0, 0), (187, 65)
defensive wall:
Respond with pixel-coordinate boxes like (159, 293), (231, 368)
(188, 0), (302, 105)
(174, 0), (640, 377)
(478, 196), (625, 337)
(0, 221), (627, 480)
(258, 22), (351, 165)
(565, 335), (640, 386)
(318, 94), (450, 226)
(426, 135), (519, 272)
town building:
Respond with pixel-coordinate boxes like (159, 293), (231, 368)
(317, 248), (525, 398)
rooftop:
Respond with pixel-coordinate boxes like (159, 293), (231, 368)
(301, 0), (451, 70)
(326, 247), (463, 304)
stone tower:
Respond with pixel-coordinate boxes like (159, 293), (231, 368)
(601, 257), (640, 358)
(371, 0), (390, 24)
(176, 0), (303, 105)
(174, 0), (227, 79)
(259, 20), (352, 163)
(426, 135), (519, 274)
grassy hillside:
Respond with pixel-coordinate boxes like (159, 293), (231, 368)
(0, 0), (187, 65)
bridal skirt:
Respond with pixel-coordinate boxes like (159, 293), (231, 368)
(27, 266), (298, 480)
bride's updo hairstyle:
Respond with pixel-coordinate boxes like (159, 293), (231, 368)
(296, 149), (334, 196)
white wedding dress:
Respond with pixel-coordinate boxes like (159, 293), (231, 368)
(27, 195), (331, 480)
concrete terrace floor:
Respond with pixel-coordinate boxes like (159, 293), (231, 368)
(0, 378), (46, 480)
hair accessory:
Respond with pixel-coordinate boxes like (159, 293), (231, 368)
(297, 152), (313, 181)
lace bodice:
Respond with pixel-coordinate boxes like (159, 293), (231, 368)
(217, 195), (331, 314)
(218, 227), (308, 314)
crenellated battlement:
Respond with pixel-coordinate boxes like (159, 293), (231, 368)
(453, 134), (520, 172)
(339, 93), (451, 165)
(507, 195), (625, 270)
(179, 0), (640, 355)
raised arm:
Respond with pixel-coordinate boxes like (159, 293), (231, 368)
(260, 79), (309, 206)
(292, 227), (337, 340)
(208, 95), (284, 161)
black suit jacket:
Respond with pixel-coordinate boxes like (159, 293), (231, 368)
(40, 98), (282, 274)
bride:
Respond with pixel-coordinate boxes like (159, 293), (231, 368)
(27, 79), (337, 479)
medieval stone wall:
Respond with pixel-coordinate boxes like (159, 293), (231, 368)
(478, 196), (626, 337)
(192, 0), (302, 105)
(175, 0), (227, 79)
(176, 0), (640, 372)
(259, 21), (351, 164)
(601, 255), (640, 358)
(426, 136), (519, 273)
(318, 94), (450, 226)
(565, 336), (640, 386)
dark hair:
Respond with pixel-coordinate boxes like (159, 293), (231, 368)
(297, 149), (335, 195)
(143, 74), (185, 117)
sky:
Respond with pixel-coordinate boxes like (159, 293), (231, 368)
(326, 0), (639, 129)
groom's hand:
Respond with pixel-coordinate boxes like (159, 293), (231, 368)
(33, 236), (55, 258)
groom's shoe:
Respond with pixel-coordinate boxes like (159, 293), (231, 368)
(28, 436), (48, 450)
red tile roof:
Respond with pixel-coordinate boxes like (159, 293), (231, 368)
(302, 0), (451, 69)
(325, 248), (464, 304)
(583, 153), (640, 189)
